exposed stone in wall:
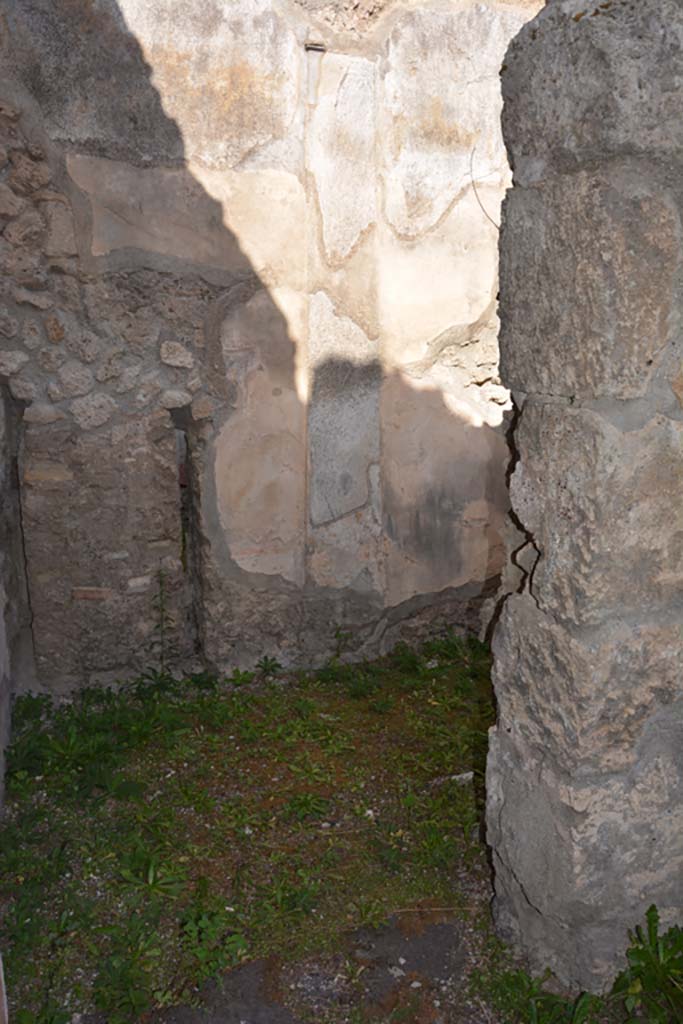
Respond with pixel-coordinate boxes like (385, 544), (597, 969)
(293, 0), (392, 38)
(488, 0), (683, 991)
(294, 0), (541, 43)
(1, 0), (539, 692)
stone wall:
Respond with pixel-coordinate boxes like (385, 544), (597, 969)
(487, 0), (683, 991)
(0, 0), (539, 693)
(0, 386), (31, 807)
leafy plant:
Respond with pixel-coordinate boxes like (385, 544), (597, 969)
(474, 967), (604, 1023)
(415, 821), (457, 869)
(372, 831), (405, 874)
(229, 668), (255, 686)
(256, 655), (282, 676)
(181, 904), (247, 979)
(333, 627), (352, 659)
(351, 895), (387, 929)
(346, 673), (378, 700)
(92, 918), (163, 1023)
(612, 904), (683, 1022)
(289, 753), (330, 785)
(389, 642), (423, 674)
(284, 792), (331, 822)
(265, 870), (320, 917)
(369, 696), (393, 715)
(15, 1006), (70, 1024)
(119, 845), (187, 900)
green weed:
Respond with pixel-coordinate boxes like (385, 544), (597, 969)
(284, 792), (331, 822)
(612, 904), (683, 1022)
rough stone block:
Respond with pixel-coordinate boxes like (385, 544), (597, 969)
(160, 389), (191, 409)
(0, 314), (18, 339)
(12, 287), (53, 310)
(22, 321), (43, 349)
(23, 461), (74, 486)
(0, 183), (25, 219)
(499, 171), (681, 400)
(493, 593), (683, 774)
(71, 587), (113, 601)
(52, 361), (94, 399)
(160, 341), (194, 369)
(488, 727), (683, 991)
(43, 201), (78, 257)
(43, 313), (65, 344)
(502, 0), (683, 184)
(3, 207), (44, 246)
(7, 151), (51, 194)
(510, 400), (683, 627)
(39, 347), (66, 373)
(23, 403), (64, 425)
(70, 393), (117, 429)
(0, 351), (29, 376)
(9, 375), (39, 402)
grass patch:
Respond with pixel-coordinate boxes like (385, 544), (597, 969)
(1, 632), (650, 1024)
(0, 634), (494, 1021)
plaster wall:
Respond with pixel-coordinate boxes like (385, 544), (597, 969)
(0, 0), (539, 692)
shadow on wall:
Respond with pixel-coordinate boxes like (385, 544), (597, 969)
(309, 357), (506, 604)
(0, 0), (508, 694)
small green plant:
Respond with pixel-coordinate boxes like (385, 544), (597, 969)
(389, 642), (423, 674)
(264, 870), (320, 918)
(612, 904), (683, 1022)
(289, 753), (330, 785)
(346, 673), (378, 700)
(351, 895), (387, 929)
(333, 627), (352, 659)
(256, 655), (282, 676)
(284, 792), (331, 822)
(369, 696), (393, 715)
(16, 1007), (70, 1024)
(317, 659), (345, 684)
(372, 831), (404, 874)
(472, 907), (683, 1024)
(229, 667), (255, 686)
(293, 696), (317, 719)
(472, 967), (604, 1024)
(92, 918), (163, 1024)
(415, 821), (457, 869)
(119, 845), (187, 900)
(180, 904), (248, 980)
